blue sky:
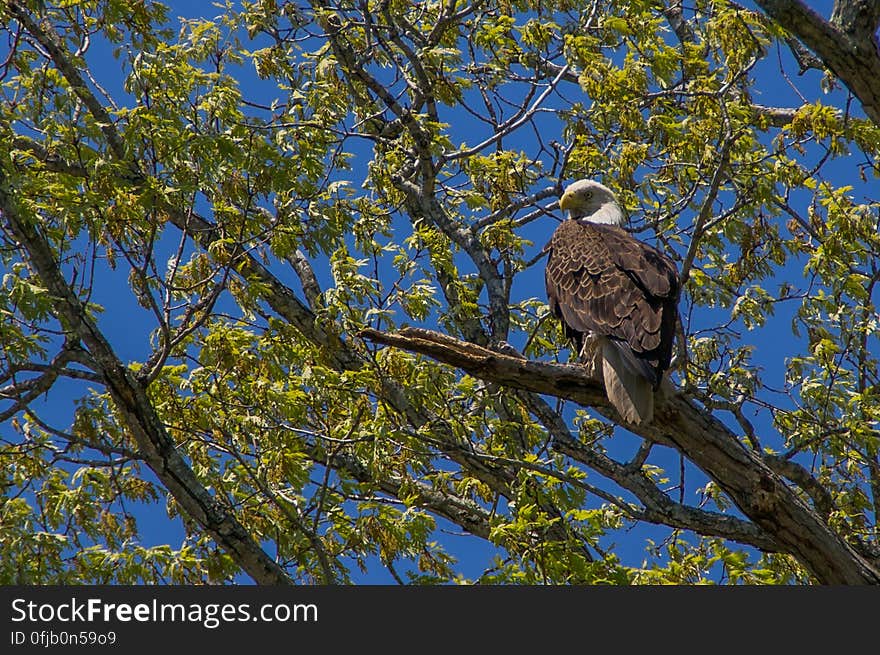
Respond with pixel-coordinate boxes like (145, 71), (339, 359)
(10, 0), (876, 583)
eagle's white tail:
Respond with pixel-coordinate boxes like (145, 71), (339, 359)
(600, 339), (654, 425)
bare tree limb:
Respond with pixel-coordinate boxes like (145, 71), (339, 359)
(518, 390), (782, 552)
(359, 326), (880, 584)
(753, 0), (880, 124)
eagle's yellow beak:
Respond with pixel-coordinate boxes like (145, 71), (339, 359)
(559, 190), (577, 212)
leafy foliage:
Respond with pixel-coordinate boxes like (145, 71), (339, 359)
(0, 0), (878, 584)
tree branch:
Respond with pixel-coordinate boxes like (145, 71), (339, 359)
(0, 168), (293, 586)
(359, 327), (880, 583)
(6, 39), (553, 566)
(753, 0), (880, 124)
(518, 390), (782, 552)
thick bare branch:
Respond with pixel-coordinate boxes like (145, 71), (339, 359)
(360, 327), (880, 584)
(519, 390), (782, 552)
(754, 0), (880, 124)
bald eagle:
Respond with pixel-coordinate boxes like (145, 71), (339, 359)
(545, 179), (680, 425)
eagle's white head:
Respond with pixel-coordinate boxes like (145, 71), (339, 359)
(559, 179), (625, 226)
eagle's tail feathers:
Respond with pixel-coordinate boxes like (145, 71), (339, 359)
(601, 339), (654, 425)
(607, 338), (659, 388)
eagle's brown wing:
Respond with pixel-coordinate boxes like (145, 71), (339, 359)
(545, 220), (679, 384)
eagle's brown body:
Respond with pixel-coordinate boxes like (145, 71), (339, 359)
(545, 180), (680, 424)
